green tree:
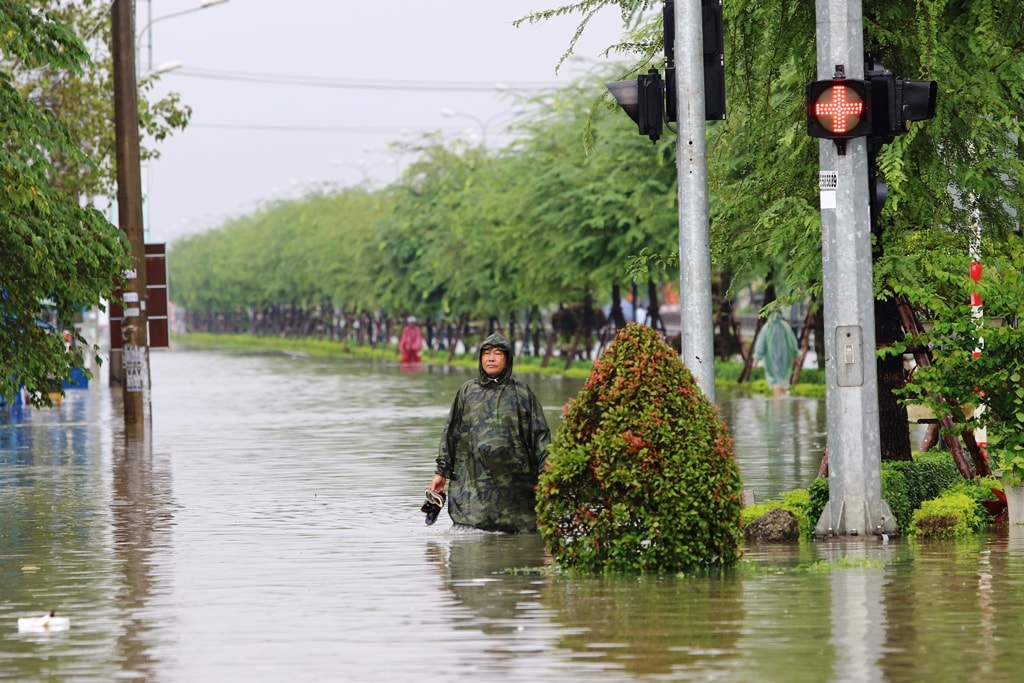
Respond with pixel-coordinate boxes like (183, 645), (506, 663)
(0, 2), (131, 405)
(383, 137), (509, 322)
(506, 84), (679, 307)
(169, 186), (394, 329)
(8, 1), (191, 199)
(533, 0), (1023, 461)
(890, 239), (1024, 479)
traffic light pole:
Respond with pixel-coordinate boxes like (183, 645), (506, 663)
(673, 0), (715, 403)
(813, 0), (896, 537)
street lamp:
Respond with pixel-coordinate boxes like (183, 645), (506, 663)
(143, 59), (183, 80)
(332, 158), (398, 187)
(138, 0), (229, 73)
(440, 108), (521, 147)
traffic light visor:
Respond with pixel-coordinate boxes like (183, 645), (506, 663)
(899, 80), (937, 123)
(806, 80), (871, 138)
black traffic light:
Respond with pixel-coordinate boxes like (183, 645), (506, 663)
(806, 77), (872, 140)
(607, 68), (665, 143)
(663, 0), (725, 123)
(865, 55), (937, 140)
(607, 0), (726, 140)
(637, 69), (665, 142)
(870, 176), (888, 228)
(702, 0), (726, 120)
(896, 79), (937, 127)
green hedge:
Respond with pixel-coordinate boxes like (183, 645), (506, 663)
(803, 451), (965, 536)
(909, 492), (982, 539)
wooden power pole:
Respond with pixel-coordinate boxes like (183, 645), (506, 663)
(111, 0), (151, 433)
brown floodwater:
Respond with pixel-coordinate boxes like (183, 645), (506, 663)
(2, 346), (1023, 682)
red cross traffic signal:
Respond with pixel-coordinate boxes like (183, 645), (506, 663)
(806, 79), (871, 139)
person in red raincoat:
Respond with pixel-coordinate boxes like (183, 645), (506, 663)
(399, 316), (424, 363)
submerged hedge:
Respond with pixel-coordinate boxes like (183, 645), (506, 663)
(536, 324), (745, 573)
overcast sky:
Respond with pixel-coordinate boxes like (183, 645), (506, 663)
(140, 0), (628, 244)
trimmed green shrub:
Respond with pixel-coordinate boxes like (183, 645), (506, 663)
(881, 467), (912, 532)
(946, 476), (1002, 507)
(780, 488), (813, 537)
(885, 451), (961, 513)
(806, 476), (829, 532)
(741, 503), (774, 528)
(807, 452), (964, 536)
(909, 492), (981, 539)
(536, 323), (744, 573)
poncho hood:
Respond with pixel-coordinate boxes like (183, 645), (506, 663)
(478, 332), (513, 384)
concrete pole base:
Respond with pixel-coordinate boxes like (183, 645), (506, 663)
(815, 498), (899, 539)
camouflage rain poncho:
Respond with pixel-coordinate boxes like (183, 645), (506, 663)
(435, 333), (551, 533)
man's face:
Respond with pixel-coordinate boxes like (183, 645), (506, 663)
(481, 346), (507, 378)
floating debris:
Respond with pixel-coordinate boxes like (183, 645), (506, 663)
(17, 611), (70, 633)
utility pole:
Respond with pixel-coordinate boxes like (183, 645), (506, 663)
(811, 0), (895, 537)
(605, 0), (723, 402)
(112, 0), (151, 433)
(673, 0), (715, 403)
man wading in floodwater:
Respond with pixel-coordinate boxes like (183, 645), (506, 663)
(424, 333), (550, 533)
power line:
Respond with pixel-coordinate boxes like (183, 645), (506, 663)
(189, 122), (420, 133)
(185, 122), (502, 138)
(168, 66), (559, 93)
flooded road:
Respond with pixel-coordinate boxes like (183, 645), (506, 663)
(4, 347), (1024, 682)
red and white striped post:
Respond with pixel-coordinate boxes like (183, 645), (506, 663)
(970, 259), (987, 460)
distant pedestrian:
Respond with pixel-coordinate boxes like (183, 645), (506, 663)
(753, 312), (799, 397)
(399, 316), (424, 364)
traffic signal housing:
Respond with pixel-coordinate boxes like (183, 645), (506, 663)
(607, 0), (725, 141)
(894, 79), (937, 130)
(701, 0), (726, 120)
(806, 78), (872, 140)
(606, 68), (665, 143)
(864, 57), (937, 140)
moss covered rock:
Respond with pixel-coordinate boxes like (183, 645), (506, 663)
(536, 323), (744, 573)
(743, 507), (801, 543)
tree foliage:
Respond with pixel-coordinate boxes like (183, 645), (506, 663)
(1, 1), (190, 405)
(170, 187), (395, 317)
(0, 2), (131, 405)
(889, 240), (1024, 478)
(530, 0), (1024, 303)
(7, 1), (192, 199)
(168, 0), (1023, 377)
(169, 85), (682, 329)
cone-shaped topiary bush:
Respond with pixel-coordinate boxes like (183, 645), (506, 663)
(537, 323), (744, 573)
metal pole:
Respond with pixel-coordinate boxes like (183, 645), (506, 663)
(112, 0), (152, 434)
(147, 0), (153, 73)
(674, 0), (715, 403)
(813, 0), (895, 537)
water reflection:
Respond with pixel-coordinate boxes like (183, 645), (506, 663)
(110, 427), (176, 679)
(425, 534), (562, 677)
(830, 564), (887, 683)
(546, 573), (746, 679)
(0, 389), (126, 678)
(427, 534), (550, 636)
(720, 395), (827, 501)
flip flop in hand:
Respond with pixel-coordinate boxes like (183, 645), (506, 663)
(420, 489), (446, 526)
